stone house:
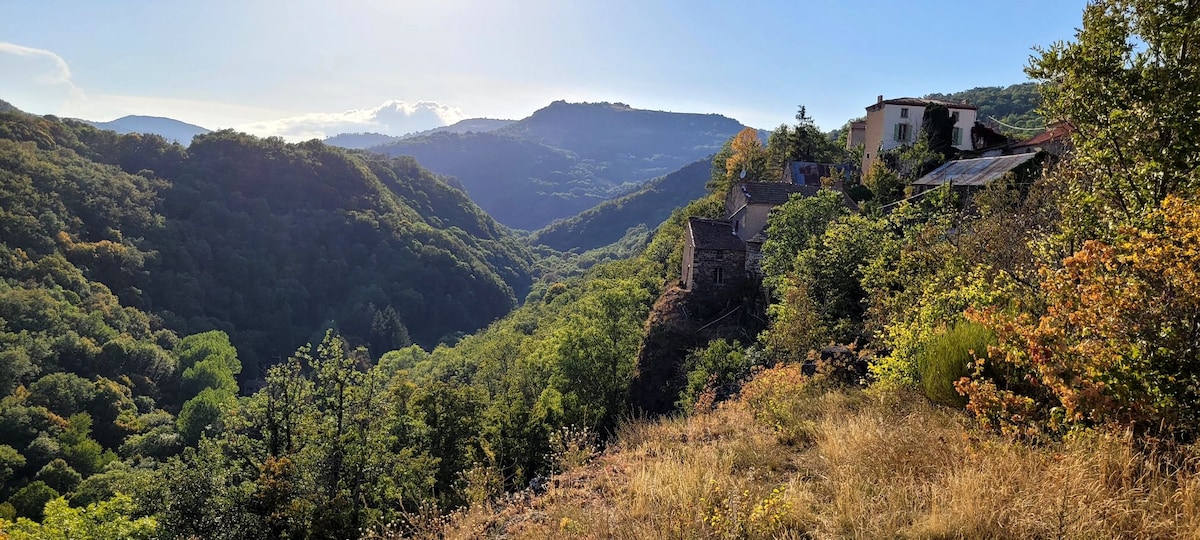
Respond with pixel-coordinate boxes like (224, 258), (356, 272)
(682, 181), (858, 292)
(681, 217), (747, 292)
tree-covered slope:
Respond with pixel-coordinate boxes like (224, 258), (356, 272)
(371, 130), (610, 230)
(925, 82), (1042, 135)
(531, 158), (712, 252)
(0, 111), (534, 374)
(373, 102), (751, 230)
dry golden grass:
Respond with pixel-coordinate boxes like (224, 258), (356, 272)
(400, 365), (1200, 539)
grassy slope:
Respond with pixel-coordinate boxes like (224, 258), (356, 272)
(416, 366), (1200, 539)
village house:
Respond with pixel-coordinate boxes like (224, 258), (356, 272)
(860, 96), (978, 173)
(682, 179), (857, 293)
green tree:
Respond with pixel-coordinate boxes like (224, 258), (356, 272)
(676, 340), (753, 411)
(27, 373), (95, 418)
(1027, 0), (1200, 232)
(176, 388), (234, 445)
(0, 495), (157, 540)
(788, 105), (846, 164)
(759, 190), (850, 284)
(57, 414), (114, 477)
(6, 481), (58, 521)
(34, 459), (81, 494)
(0, 445), (26, 486)
(919, 102), (956, 161)
(862, 159), (904, 204)
(550, 279), (650, 431)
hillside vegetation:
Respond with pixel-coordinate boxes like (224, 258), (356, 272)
(531, 159), (711, 252)
(0, 108), (542, 536)
(1, 1), (1197, 537)
(428, 371), (1199, 539)
(925, 82), (1042, 135)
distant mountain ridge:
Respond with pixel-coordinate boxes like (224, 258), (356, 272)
(324, 118), (516, 149)
(371, 101), (752, 230)
(85, 115), (211, 144)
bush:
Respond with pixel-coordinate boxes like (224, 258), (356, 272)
(676, 340), (753, 411)
(915, 321), (994, 407)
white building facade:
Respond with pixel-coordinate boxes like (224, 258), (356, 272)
(860, 96), (978, 174)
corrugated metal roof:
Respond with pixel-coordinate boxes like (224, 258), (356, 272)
(912, 154), (1040, 187)
(688, 218), (744, 251)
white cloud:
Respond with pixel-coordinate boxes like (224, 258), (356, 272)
(0, 42), (83, 112)
(0, 41), (467, 143)
(236, 100), (467, 141)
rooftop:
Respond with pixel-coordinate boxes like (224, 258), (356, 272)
(868, 97), (978, 111)
(738, 182), (826, 206)
(912, 154), (1042, 187)
(688, 217), (745, 251)
(735, 181), (859, 211)
(1012, 123), (1073, 149)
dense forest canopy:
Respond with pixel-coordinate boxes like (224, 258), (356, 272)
(0, 110), (535, 372)
(925, 82), (1042, 136)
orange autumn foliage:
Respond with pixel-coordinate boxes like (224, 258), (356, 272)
(961, 196), (1200, 439)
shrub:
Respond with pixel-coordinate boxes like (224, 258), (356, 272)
(915, 321), (994, 407)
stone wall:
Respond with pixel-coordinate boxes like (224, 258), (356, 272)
(688, 248), (745, 292)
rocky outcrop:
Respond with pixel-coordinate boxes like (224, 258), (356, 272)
(629, 283), (766, 414)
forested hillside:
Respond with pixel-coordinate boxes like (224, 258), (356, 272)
(0, 110), (534, 371)
(530, 158), (711, 252)
(925, 82), (1042, 135)
(373, 102), (750, 230)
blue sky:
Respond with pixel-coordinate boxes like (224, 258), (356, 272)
(1, 0), (1089, 140)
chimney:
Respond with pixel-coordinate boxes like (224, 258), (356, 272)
(877, 95), (883, 104)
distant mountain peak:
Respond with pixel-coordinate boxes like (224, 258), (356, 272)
(85, 115), (211, 144)
(324, 118), (516, 150)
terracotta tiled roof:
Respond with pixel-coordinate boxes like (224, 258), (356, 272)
(688, 218), (744, 251)
(1012, 123), (1073, 149)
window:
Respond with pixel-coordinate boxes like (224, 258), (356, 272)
(951, 111), (960, 122)
(713, 267), (725, 284)
(893, 123), (911, 142)
(952, 127), (963, 147)
(900, 107), (909, 119)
